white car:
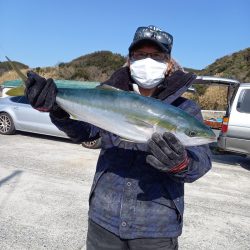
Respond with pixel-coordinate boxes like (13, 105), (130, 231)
(0, 94), (101, 149)
(217, 83), (250, 155)
(0, 95), (68, 137)
(0, 80), (101, 149)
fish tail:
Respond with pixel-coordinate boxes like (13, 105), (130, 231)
(6, 85), (25, 96)
(5, 56), (26, 96)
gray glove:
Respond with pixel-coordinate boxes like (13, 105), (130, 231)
(25, 71), (57, 112)
(25, 71), (69, 119)
(147, 132), (189, 173)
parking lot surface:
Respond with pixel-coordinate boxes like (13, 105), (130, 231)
(0, 133), (250, 250)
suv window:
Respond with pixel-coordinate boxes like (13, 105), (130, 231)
(236, 89), (250, 113)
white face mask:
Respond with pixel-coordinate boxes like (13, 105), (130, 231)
(130, 58), (168, 89)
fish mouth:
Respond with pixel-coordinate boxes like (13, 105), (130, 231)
(185, 137), (217, 146)
(206, 137), (218, 144)
(199, 136), (217, 143)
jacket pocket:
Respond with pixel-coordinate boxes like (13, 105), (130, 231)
(172, 198), (183, 223)
(162, 183), (184, 224)
(134, 195), (180, 230)
(151, 196), (176, 210)
(153, 196), (182, 224)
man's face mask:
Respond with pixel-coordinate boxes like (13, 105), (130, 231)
(130, 58), (168, 89)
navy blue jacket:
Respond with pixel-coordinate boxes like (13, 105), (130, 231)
(50, 68), (212, 239)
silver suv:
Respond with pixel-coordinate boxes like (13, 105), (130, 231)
(217, 83), (250, 156)
(192, 76), (250, 156)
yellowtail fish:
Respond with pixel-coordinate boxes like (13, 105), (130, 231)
(5, 56), (216, 146)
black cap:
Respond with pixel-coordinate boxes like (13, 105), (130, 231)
(129, 25), (173, 55)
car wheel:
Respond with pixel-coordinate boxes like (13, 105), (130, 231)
(0, 112), (16, 135)
(82, 138), (101, 149)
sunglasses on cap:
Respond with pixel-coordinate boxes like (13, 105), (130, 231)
(132, 26), (173, 53)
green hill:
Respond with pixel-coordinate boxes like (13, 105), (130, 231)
(200, 47), (250, 83)
(57, 51), (126, 81)
(183, 48), (250, 110)
(1, 48), (249, 83)
(49, 47), (250, 83)
(1, 48), (249, 110)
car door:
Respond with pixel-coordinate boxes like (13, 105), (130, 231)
(11, 96), (67, 137)
(226, 86), (250, 154)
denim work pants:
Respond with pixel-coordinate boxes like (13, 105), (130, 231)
(86, 220), (178, 250)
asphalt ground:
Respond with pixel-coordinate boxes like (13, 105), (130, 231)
(0, 132), (250, 250)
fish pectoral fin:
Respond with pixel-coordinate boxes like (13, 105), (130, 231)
(127, 117), (154, 129)
(67, 111), (78, 120)
(120, 117), (153, 142)
(96, 84), (122, 91)
(69, 115), (78, 120)
(120, 137), (136, 143)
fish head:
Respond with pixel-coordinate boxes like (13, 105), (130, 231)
(157, 116), (217, 146)
(174, 121), (217, 146)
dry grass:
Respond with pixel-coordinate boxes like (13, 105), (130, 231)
(199, 86), (227, 110)
(0, 69), (28, 84)
(0, 67), (63, 85)
(183, 85), (228, 110)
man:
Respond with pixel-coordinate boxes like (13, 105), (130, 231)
(25, 25), (212, 250)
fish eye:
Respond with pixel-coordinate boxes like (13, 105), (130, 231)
(190, 131), (197, 137)
(185, 129), (197, 137)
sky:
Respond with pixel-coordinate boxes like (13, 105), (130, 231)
(0, 0), (249, 70)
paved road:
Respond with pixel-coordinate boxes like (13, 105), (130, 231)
(0, 133), (250, 250)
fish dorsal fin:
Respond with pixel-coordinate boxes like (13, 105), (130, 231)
(96, 84), (122, 91)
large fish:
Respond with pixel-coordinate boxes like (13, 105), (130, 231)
(5, 56), (216, 146)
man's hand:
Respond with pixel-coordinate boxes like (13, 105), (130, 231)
(147, 132), (189, 173)
(25, 71), (69, 119)
(25, 71), (57, 112)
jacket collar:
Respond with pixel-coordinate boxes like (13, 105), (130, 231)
(101, 67), (196, 103)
